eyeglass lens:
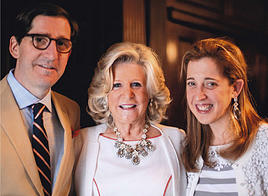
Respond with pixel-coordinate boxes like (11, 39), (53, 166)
(32, 35), (72, 53)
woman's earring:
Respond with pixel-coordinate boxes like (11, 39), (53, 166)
(232, 97), (240, 120)
(149, 99), (153, 107)
(103, 102), (108, 110)
(103, 96), (108, 110)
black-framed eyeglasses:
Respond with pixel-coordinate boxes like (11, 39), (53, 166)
(25, 33), (72, 53)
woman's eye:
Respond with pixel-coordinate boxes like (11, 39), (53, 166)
(113, 83), (121, 89)
(206, 81), (218, 88)
(187, 81), (195, 87)
(131, 82), (142, 87)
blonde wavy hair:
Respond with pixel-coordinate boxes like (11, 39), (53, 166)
(87, 42), (171, 127)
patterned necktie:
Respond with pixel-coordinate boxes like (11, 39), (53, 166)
(32, 103), (52, 196)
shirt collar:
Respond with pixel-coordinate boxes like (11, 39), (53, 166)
(7, 69), (52, 112)
(40, 91), (52, 112)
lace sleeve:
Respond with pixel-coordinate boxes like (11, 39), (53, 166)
(242, 124), (268, 196)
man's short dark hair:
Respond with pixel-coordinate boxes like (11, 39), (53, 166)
(14, 2), (79, 44)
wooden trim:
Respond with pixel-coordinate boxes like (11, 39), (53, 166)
(123, 0), (146, 44)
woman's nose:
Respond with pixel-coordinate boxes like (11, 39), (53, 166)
(124, 86), (134, 98)
(196, 87), (207, 101)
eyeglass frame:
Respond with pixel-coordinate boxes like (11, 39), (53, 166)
(24, 33), (73, 53)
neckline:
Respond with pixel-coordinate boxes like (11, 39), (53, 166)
(209, 143), (232, 151)
(99, 133), (162, 141)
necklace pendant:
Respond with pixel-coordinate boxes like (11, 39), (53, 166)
(147, 143), (155, 151)
(141, 150), (148, 157)
(135, 144), (144, 153)
(125, 147), (134, 159)
(132, 155), (140, 165)
(141, 133), (146, 139)
(113, 123), (155, 166)
(114, 141), (121, 148)
(146, 140), (155, 151)
(125, 152), (133, 159)
(146, 140), (152, 145)
(117, 148), (125, 158)
(140, 139), (147, 146)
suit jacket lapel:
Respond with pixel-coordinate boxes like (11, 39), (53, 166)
(51, 92), (74, 195)
(0, 77), (43, 195)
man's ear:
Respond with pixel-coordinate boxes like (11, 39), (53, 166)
(9, 36), (20, 59)
(232, 79), (244, 98)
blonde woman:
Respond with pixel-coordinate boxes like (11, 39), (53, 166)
(74, 42), (186, 196)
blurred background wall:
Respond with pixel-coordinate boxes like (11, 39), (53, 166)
(1, 0), (267, 129)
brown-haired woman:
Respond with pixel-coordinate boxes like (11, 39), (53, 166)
(180, 38), (268, 196)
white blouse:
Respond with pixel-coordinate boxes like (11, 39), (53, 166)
(92, 134), (172, 196)
(194, 145), (238, 196)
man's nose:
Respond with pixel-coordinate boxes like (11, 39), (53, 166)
(43, 40), (58, 59)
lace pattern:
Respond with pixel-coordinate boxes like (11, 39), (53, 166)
(207, 144), (233, 171)
(186, 173), (195, 189)
(186, 124), (268, 196)
(242, 125), (268, 196)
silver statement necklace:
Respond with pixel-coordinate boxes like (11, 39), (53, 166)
(113, 123), (155, 165)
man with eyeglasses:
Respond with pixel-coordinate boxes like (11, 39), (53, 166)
(1, 3), (80, 196)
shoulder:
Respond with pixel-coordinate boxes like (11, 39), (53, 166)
(52, 91), (80, 116)
(154, 123), (186, 144)
(0, 76), (9, 95)
(0, 75), (7, 85)
(257, 123), (268, 135)
(241, 123), (268, 162)
(156, 123), (185, 137)
(52, 91), (79, 107)
(254, 123), (268, 147)
(79, 124), (107, 140)
(73, 124), (106, 153)
(236, 123), (268, 193)
(155, 124), (186, 157)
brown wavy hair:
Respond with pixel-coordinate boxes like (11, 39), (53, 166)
(180, 38), (264, 172)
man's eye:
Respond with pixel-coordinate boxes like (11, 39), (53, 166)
(34, 36), (48, 44)
(57, 39), (65, 46)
